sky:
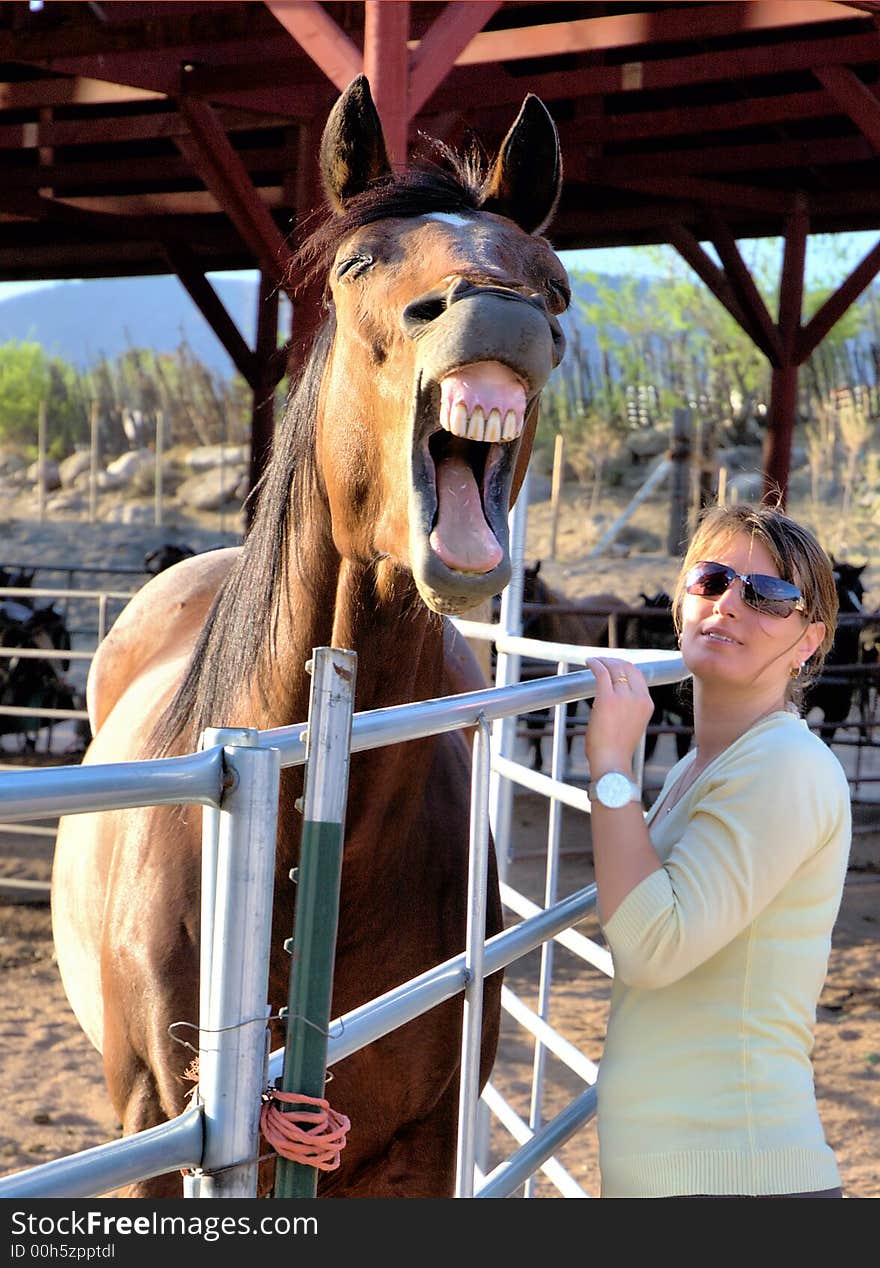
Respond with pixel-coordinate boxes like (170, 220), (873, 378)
(0, 230), (876, 303)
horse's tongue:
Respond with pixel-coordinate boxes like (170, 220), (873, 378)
(430, 454), (503, 574)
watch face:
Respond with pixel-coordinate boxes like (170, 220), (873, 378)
(595, 771), (634, 808)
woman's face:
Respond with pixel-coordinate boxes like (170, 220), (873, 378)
(679, 531), (825, 695)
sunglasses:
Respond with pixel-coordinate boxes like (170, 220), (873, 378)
(685, 560), (806, 619)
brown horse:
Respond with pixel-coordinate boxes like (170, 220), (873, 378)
(51, 75), (568, 1198)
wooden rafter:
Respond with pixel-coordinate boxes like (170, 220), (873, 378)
(408, 1), (502, 116)
(814, 64), (880, 152)
(175, 96), (293, 296)
(707, 213), (784, 366)
(666, 224), (757, 339)
(161, 240), (258, 390)
(797, 236), (880, 361)
(264, 0), (362, 92)
(777, 198), (809, 361)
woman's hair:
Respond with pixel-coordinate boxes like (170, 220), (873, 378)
(671, 503), (838, 704)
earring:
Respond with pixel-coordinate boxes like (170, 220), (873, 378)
(789, 662), (804, 679)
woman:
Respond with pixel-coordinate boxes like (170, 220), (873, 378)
(584, 503), (850, 1199)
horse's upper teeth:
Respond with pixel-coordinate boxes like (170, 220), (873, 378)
(441, 404), (523, 443)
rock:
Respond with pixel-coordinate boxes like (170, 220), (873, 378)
(184, 444), (250, 471)
(175, 466), (247, 511)
(106, 449), (155, 480)
(726, 471), (764, 503)
(26, 459), (61, 490)
(58, 450), (92, 487)
(0, 448), (28, 477)
(626, 426), (669, 461)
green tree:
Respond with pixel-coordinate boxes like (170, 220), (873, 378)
(0, 339), (87, 454)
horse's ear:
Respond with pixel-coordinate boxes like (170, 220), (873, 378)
(480, 94), (563, 235)
(319, 74), (392, 211)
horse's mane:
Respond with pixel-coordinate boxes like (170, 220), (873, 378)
(151, 151), (491, 756)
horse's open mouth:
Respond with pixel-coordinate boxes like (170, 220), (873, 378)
(422, 361), (526, 576)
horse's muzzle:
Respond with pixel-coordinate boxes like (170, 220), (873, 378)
(401, 279), (565, 392)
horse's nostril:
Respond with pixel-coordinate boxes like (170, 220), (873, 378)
(401, 291), (449, 336)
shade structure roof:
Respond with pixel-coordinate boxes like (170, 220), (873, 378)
(1, 0), (880, 286)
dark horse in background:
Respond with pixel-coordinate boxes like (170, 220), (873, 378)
(621, 590), (694, 764)
(0, 567), (81, 754)
(804, 557), (871, 745)
(515, 561), (628, 771)
(52, 77), (569, 1197)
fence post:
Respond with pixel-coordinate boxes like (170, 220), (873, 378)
(196, 729), (281, 1199)
(154, 410), (164, 527)
(274, 646), (357, 1199)
(667, 406), (692, 555)
(549, 432), (565, 560)
(88, 399), (99, 524)
(37, 399), (47, 522)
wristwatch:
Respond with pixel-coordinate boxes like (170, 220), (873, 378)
(589, 771), (641, 809)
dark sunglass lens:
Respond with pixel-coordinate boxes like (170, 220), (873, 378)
(744, 574), (802, 617)
(686, 562), (733, 597)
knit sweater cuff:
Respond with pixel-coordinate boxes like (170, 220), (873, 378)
(601, 868), (670, 951)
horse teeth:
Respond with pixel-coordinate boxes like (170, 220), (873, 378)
(502, 410), (521, 440)
(484, 408), (502, 442)
(449, 401), (469, 436)
(466, 406), (485, 441)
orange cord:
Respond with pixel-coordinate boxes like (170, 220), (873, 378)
(260, 1089), (350, 1171)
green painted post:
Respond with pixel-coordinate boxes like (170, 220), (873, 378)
(273, 647), (356, 1199)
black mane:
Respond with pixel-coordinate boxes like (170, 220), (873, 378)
(153, 155), (489, 755)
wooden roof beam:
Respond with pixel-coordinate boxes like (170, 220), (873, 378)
(707, 213), (784, 366)
(777, 196), (809, 360)
(449, 2), (862, 67)
(264, 0), (362, 93)
(814, 64), (880, 151)
(0, 75), (163, 110)
(175, 95), (293, 297)
(601, 174), (793, 216)
(426, 29), (880, 110)
(161, 240), (258, 390)
(797, 235), (880, 360)
(666, 223), (762, 344)
(408, 1), (502, 117)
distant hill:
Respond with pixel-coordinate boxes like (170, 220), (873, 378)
(0, 275), (271, 379)
(0, 271), (618, 381)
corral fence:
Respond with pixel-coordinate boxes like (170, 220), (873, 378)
(0, 636), (685, 1199)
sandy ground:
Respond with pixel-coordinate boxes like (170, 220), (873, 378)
(0, 466), (878, 1198)
(0, 783), (877, 1199)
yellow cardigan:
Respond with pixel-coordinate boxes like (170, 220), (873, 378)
(597, 711), (851, 1198)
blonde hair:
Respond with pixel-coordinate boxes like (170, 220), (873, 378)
(672, 504), (838, 704)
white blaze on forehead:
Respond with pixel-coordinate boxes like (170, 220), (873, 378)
(425, 212), (473, 227)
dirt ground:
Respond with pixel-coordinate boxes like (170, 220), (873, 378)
(0, 791), (877, 1199)
(0, 467), (878, 1197)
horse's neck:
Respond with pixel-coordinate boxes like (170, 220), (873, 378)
(265, 546), (446, 729)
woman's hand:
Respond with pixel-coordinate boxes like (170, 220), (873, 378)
(584, 657), (655, 776)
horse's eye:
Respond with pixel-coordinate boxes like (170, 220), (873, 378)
(336, 254), (374, 280)
(547, 278), (571, 313)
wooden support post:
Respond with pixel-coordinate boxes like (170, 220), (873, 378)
(247, 272), (280, 527)
(668, 406), (692, 555)
(763, 363), (798, 506)
(549, 432), (565, 560)
(364, 0), (410, 165)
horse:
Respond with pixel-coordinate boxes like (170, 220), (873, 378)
(803, 557), (868, 745)
(620, 590), (693, 763)
(517, 561), (628, 772)
(0, 568), (81, 754)
(51, 75), (568, 1198)
(143, 543), (196, 575)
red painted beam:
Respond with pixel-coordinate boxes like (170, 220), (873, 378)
(453, 1), (861, 66)
(602, 174), (793, 216)
(264, 0), (362, 92)
(161, 240), (259, 390)
(777, 197), (808, 360)
(814, 64), (880, 152)
(796, 236), (880, 362)
(364, 0), (409, 165)
(708, 213), (784, 366)
(408, 1), (502, 117)
(666, 223), (757, 342)
(175, 95), (293, 295)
